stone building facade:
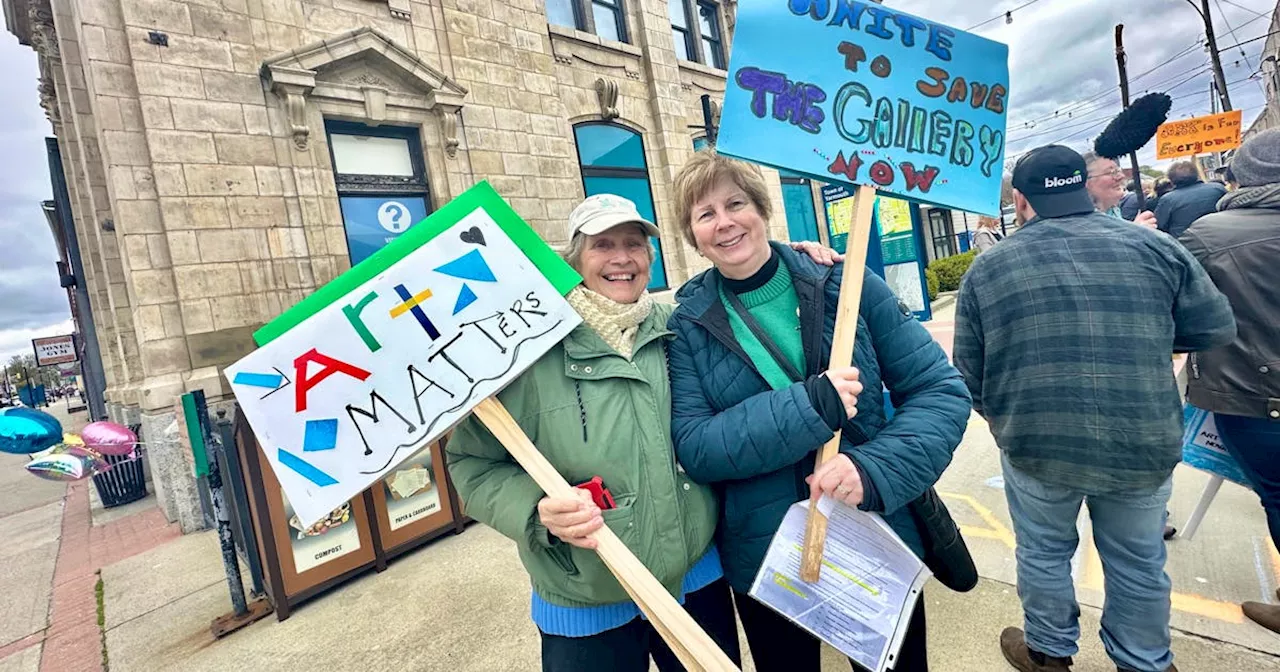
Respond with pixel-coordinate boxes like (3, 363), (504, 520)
(4, 0), (833, 530)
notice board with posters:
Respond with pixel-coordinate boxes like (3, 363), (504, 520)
(718, 0), (1009, 216)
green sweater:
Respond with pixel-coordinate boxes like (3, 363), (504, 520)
(719, 259), (804, 391)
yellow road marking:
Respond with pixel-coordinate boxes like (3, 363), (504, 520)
(941, 491), (1249, 624)
(939, 491), (1017, 549)
(389, 288), (433, 318)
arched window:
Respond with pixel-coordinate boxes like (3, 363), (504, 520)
(573, 123), (668, 290)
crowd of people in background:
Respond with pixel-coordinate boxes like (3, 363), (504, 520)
(959, 132), (1279, 672)
(446, 128), (1277, 672)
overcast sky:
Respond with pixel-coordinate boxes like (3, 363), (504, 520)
(0, 33), (69, 368)
(0, 0), (1274, 365)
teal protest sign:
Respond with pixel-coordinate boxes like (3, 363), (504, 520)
(719, 1), (1009, 216)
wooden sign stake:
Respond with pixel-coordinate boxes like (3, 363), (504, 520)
(799, 184), (878, 584)
(473, 397), (739, 671)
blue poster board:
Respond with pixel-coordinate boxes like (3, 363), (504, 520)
(340, 196), (430, 266)
(719, 1), (1009, 215)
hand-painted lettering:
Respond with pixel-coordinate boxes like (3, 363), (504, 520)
(900, 162), (940, 192)
(869, 160), (894, 186)
(862, 5), (894, 39)
(342, 291), (382, 353)
(951, 120), (975, 167)
(986, 83), (1006, 114)
(838, 41), (866, 72)
(736, 67), (787, 119)
(295, 349), (371, 413)
(428, 333), (475, 383)
(978, 126), (1004, 178)
(408, 365), (454, 424)
(891, 14), (926, 46)
(917, 67), (948, 98)
(928, 110), (952, 157)
(346, 391), (416, 456)
(924, 24), (954, 61)
(870, 55), (892, 78)
(834, 82), (873, 144)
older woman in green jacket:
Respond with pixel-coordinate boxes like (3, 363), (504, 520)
(446, 194), (735, 672)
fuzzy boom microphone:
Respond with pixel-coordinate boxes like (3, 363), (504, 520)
(1093, 93), (1173, 159)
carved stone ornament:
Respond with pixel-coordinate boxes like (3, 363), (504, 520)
(386, 0), (411, 21)
(260, 28), (468, 154)
(38, 76), (58, 123)
(28, 3), (59, 61)
(276, 81), (313, 150)
(595, 78), (619, 121)
(437, 105), (460, 158)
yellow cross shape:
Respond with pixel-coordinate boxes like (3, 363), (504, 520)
(389, 288), (433, 318)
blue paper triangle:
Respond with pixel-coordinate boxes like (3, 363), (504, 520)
(452, 283), (479, 315)
(434, 249), (496, 283)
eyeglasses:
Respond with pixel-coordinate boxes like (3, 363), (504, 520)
(1088, 167), (1125, 180)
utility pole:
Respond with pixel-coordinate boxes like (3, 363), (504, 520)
(1115, 25), (1147, 209)
(1189, 0), (1233, 111)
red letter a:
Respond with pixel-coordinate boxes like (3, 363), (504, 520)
(294, 348), (372, 412)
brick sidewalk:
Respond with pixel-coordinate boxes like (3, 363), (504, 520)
(0, 479), (180, 671)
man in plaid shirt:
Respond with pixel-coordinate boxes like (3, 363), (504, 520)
(954, 145), (1235, 672)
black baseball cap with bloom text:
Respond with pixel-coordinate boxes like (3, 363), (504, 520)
(1011, 145), (1096, 218)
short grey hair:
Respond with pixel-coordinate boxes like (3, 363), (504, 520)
(559, 225), (654, 273)
(1081, 151), (1110, 170)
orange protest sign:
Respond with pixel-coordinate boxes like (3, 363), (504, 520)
(1156, 110), (1242, 160)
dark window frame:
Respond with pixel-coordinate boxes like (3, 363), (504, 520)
(325, 120), (434, 265)
(927, 209), (956, 261)
(324, 120), (430, 198)
(573, 121), (669, 291)
(548, 0), (630, 44)
(672, 0), (726, 70)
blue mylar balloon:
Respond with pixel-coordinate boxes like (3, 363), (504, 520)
(0, 407), (64, 455)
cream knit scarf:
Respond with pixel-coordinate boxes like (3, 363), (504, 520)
(566, 286), (654, 360)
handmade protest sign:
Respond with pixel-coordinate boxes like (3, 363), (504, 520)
(226, 183), (582, 529)
(717, 1), (1007, 584)
(718, 0), (1009, 216)
(228, 183), (739, 670)
(1156, 110), (1242, 160)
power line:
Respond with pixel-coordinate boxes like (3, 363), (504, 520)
(1011, 64), (1212, 139)
(1011, 41), (1206, 130)
(1217, 0), (1271, 19)
(966, 0), (1045, 31)
(1213, 0), (1266, 97)
(1215, 29), (1280, 51)
(1008, 69), (1245, 148)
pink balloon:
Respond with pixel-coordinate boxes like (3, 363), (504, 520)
(81, 421), (138, 456)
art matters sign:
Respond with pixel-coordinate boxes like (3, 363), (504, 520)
(227, 183), (581, 528)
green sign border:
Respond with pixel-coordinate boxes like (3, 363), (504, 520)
(253, 181), (581, 346)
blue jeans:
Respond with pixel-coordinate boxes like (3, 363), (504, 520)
(1216, 413), (1280, 551)
(1002, 453), (1174, 672)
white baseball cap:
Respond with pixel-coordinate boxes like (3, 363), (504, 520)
(567, 194), (660, 239)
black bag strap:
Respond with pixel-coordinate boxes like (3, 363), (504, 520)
(722, 287), (806, 384)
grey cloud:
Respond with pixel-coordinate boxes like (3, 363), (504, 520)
(0, 34), (65, 337)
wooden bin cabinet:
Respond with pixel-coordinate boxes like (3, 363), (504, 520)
(234, 414), (470, 620)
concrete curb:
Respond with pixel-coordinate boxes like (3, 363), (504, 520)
(932, 291), (958, 313)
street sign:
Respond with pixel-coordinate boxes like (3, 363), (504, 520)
(32, 334), (77, 366)
(1156, 110), (1242, 160)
